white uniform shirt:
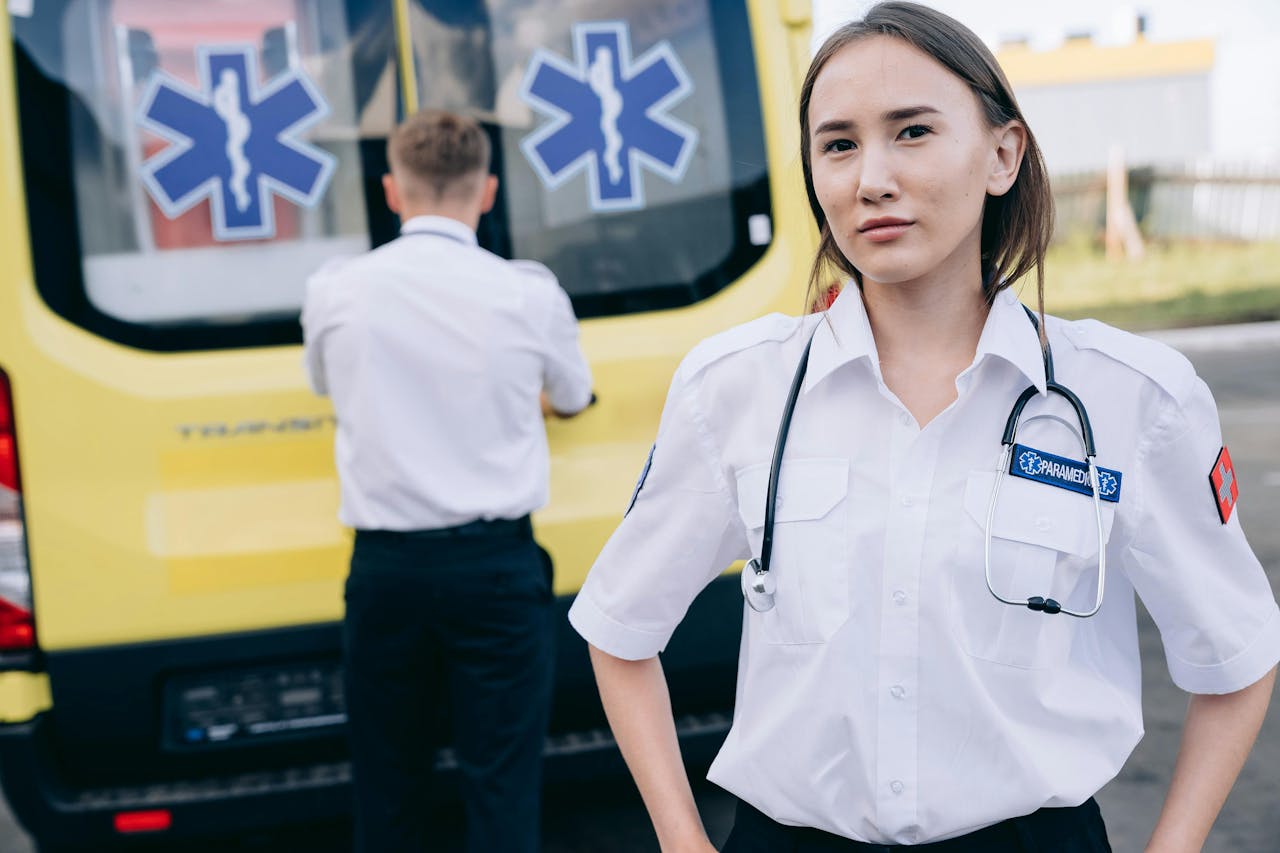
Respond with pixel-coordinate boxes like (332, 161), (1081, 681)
(568, 286), (1280, 845)
(302, 215), (593, 530)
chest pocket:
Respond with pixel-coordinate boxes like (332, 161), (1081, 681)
(735, 458), (850, 645)
(950, 470), (1116, 669)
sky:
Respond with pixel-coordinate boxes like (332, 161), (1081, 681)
(812, 0), (1280, 165)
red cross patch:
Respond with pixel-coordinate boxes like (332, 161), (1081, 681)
(1209, 446), (1238, 524)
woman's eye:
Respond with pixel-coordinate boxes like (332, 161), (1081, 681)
(900, 124), (932, 140)
(822, 139), (855, 153)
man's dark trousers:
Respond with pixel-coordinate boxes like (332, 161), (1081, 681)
(343, 518), (554, 853)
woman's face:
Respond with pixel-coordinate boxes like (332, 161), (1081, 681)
(807, 36), (1020, 290)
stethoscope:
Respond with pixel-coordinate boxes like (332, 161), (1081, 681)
(742, 305), (1109, 619)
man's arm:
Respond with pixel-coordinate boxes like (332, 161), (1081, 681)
(1145, 666), (1276, 852)
(300, 275), (332, 396)
(526, 265), (593, 417)
(542, 390), (596, 419)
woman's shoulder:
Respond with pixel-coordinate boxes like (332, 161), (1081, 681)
(675, 312), (818, 385)
(1049, 314), (1198, 403)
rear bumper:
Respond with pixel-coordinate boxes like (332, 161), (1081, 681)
(0, 575), (744, 847)
(0, 709), (732, 848)
(0, 711), (352, 846)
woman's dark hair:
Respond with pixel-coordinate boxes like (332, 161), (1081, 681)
(800, 1), (1053, 319)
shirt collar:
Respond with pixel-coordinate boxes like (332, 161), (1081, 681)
(801, 284), (1047, 395)
(801, 283), (879, 394)
(975, 288), (1049, 395)
(399, 215), (478, 246)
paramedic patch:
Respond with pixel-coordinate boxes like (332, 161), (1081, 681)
(1009, 444), (1122, 502)
(626, 444), (656, 516)
(1209, 446), (1238, 524)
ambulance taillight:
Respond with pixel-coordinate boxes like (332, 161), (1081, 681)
(0, 368), (34, 652)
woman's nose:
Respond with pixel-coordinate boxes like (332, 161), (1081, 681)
(857, 146), (898, 202)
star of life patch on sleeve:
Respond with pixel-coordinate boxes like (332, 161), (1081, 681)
(1209, 446), (1238, 524)
(625, 444), (655, 516)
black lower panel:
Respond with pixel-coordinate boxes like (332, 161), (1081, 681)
(5, 575), (743, 845)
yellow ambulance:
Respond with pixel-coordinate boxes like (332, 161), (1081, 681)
(0, 1), (813, 847)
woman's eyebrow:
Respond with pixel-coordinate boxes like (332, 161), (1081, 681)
(813, 106), (940, 137)
(812, 118), (854, 136)
(883, 105), (940, 122)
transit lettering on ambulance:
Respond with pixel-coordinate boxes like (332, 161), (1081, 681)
(1011, 444), (1122, 502)
(137, 45), (336, 241)
(519, 21), (698, 211)
(175, 415), (337, 440)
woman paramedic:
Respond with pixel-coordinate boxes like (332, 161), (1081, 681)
(567, 2), (1279, 851)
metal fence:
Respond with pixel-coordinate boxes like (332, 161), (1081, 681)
(1051, 162), (1280, 243)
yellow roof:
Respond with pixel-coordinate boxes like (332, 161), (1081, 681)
(997, 36), (1214, 88)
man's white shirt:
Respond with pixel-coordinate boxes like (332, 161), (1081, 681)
(302, 215), (592, 530)
(569, 286), (1280, 845)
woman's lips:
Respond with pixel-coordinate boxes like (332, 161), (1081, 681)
(860, 222), (913, 242)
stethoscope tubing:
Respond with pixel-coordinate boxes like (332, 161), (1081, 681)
(743, 331), (815, 612)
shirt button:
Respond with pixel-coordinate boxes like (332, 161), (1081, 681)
(900, 496), (914, 507)
(890, 780), (905, 794)
(1034, 516), (1051, 531)
(892, 590), (907, 605)
(890, 685), (906, 699)
(898, 412), (912, 426)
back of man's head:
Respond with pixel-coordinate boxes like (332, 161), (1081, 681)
(387, 109), (491, 205)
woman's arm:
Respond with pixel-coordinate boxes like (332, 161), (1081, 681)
(1145, 666), (1276, 852)
(588, 644), (717, 853)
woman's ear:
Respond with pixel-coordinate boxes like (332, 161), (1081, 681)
(987, 121), (1027, 197)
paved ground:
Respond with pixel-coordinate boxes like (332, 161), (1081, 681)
(3, 329), (1278, 852)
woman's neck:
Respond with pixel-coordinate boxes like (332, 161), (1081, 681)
(860, 263), (990, 427)
(862, 267), (988, 369)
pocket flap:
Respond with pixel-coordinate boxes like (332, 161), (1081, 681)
(964, 470), (1114, 557)
(736, 458), (849, 530)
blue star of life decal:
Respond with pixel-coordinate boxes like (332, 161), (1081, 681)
(137, 45), (336, 242)
(1017, 449), (1043, 477)
(519, 21), (697, 212)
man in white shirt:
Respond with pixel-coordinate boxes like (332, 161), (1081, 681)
(302, 109), (593, 853)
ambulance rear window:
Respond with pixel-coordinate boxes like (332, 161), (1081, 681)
(402, 0), (772, 318)
(10, 0), (770, 352)
(12, 0), (395, 351)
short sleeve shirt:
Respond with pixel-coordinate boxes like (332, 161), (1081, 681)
(301, 215), (593, 530)
(568, 286), (1280, 845)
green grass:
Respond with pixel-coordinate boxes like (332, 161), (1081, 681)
(1019, 239), (1280, 330)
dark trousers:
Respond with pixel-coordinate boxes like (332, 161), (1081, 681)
(722, 797), (1113, 852)
(342, 519), (555, 853)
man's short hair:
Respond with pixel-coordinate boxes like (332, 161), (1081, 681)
(387, 109), (491, 201)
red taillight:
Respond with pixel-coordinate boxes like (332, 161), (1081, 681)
(0, 371), (16, 492)
(113, 810), (173, 834)
(0, 598), (33, 651)
(0, 368), (33, 652)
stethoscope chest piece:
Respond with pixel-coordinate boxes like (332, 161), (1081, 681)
(742, 558), (777, 612)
